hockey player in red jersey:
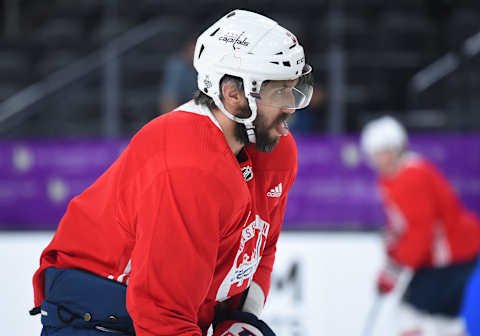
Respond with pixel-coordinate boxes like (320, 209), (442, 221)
(30, 9), (313, 336)
(360, 116), (480, 336)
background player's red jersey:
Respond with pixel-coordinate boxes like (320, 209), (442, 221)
(32, 101), (298, 335)
(379, 153), (480, 269)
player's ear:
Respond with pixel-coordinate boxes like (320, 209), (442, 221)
(221, 80), (245, 108)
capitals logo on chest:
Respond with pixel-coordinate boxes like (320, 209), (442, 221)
(216, 215), (270, 301)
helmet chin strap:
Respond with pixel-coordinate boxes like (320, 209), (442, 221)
(211, 94), (258, 143)
(245, 96), (258, 143)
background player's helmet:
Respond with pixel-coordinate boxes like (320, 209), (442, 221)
(193, 9), (313, 143)
(360, 116), (408, 159)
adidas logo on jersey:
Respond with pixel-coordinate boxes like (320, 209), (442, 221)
(267, 183), (282, 197)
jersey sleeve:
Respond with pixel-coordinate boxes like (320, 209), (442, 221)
(382, 169), (436, 269)
(252, 194), (289, 300)
(126, 167), (231, 335)
(253, 137), (298, 301)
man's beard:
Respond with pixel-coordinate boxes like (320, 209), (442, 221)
(233, 104), (290, 153)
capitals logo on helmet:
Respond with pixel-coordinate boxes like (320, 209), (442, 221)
(193, 9), (313, 143)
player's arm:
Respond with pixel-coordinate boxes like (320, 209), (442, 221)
(375, 171), (436, 295)
(253, 154), (298, 312)
(251, 195), (288, 307)
(252, 136), (298, 309)
(126, 167), (231, 336)
(384, 173), (436, 269)
(212, 196), (288, 321)
(212, 177), (294, 335)
(211, 193), (289, 336)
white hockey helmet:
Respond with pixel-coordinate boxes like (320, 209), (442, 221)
(360, 116), (408, 159)
(193, 9), (313, 143)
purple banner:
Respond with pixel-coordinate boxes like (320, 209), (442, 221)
(0, 135), (479, 230)
(285, 134), (480, 229)
(0, 139), (128, 229)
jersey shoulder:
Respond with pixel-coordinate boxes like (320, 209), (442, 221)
(400, 154), (443, 182)
(393, 153), (430, 180)
(381, 153), (438, 196)
(130, 101), (230, 165)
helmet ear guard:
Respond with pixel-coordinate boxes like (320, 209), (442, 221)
(197, 71), (259, 143)
(193, 9), (314, 143)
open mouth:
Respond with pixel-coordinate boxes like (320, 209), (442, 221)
(275, 119), (289, 136)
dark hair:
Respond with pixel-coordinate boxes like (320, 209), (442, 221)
(193, 74), (243, 109)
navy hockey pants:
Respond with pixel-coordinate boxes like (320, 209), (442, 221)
(35, 267), (135, 335)
(402, 256), (478, 317)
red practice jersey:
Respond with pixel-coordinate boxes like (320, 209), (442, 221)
(32, 101), (298, 335)
(379, 153), (480, 269)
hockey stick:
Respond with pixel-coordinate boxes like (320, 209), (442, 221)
(360, 268), (413, 336)
(361, 294), (384, 336)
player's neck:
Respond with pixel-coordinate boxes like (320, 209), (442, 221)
(379, 158), (403, 178)
(211, 108), (244, 156)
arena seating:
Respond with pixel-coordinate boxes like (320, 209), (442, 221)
(0, 0), (479, 136)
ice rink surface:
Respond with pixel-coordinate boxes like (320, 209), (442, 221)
(2, 231), (408, 335)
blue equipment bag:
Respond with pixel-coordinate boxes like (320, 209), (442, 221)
(462, 255), (480, 336)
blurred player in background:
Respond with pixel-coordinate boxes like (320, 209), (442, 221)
(30, 9), (313, 336)
(157, 34), (197, 115)
(360, 116), (480, 336)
